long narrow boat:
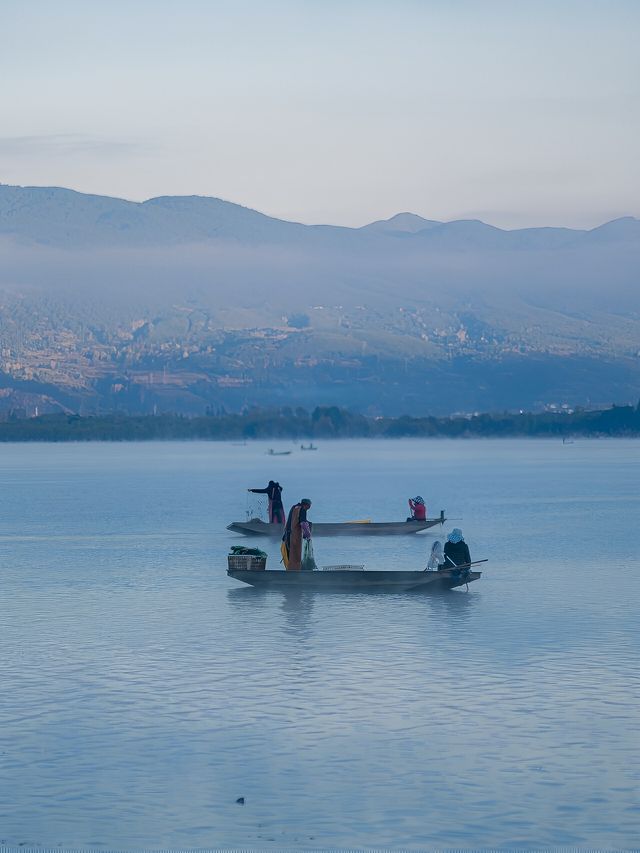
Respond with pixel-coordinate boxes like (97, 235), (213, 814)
(227, 512), (446, 537)
(227, 565), (481, 591)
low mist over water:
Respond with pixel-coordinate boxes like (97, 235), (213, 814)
(0, 438), (638, 848)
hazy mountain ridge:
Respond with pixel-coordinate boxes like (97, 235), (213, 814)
(360, 212), (442, 233)
(0, 184), (639, 416)
(2, 184), (638, 250)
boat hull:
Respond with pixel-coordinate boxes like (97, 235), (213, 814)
(227, 568), (480, 591)
(227, 517), (445, 537)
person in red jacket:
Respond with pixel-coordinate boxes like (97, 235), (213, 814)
(408, 496), (427, 521)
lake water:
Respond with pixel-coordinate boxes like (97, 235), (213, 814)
(0, 438), (638, 850)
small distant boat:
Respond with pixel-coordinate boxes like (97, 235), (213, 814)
(266, 449), (292, 456)
(227, 562), (483, 591)
(227, 511), (446, 537)
(300, 443), (317, 451)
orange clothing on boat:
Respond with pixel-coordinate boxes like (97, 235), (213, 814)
(283, 501), (311, 570)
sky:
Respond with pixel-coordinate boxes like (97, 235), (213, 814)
(1, 0), (639, 229)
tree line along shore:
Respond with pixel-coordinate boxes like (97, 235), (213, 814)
(0, 403), (639, 441)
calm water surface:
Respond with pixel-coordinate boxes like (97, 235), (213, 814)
(0, 439), (638, 850)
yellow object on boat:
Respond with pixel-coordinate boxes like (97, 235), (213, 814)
(345, 519), (372, 524)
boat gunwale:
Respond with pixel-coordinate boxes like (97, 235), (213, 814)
(227, 517), (445, 536)
(227, 567), (481, 590)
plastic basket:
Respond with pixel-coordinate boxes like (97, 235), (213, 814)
(322, 564), (365, 572)
(228, 554), (267, 572)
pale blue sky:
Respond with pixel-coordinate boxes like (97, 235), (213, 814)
(1, 0), (639, 227)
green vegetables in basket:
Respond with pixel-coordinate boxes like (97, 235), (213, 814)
(229, 545), (268, 558)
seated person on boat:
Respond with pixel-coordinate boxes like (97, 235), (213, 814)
(442, 528), (471, 569)
(407, 495), (427, 521)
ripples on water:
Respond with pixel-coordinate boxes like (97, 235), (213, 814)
(0, 439), (638, 849)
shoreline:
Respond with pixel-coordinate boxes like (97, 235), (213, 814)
(0, 403), (638, 441)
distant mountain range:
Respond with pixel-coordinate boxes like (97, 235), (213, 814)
(2, 183), (639, 249)
(0, 183), (639, 417)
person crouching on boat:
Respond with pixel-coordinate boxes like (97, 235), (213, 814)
(281, 498), (312, 570)
(443, 528), (471, 569)
(248, 480), (285, 525)
(427, 540), (443, 571)
(408, 496), (427, 521)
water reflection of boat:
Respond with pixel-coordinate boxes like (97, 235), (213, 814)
(266, 449), (292, 456)
(300, 443), (317, 450)
(227, 564), (482, 591)
(227, 512), (446, 537)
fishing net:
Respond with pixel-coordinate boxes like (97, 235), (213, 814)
(229, 545), (268, 558)
(322, 564), (365, 571)
(246, 492), (267, 521)
(228, 545), (267, 571)
(301, 539), (318, 571)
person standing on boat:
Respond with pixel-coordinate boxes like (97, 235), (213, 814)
(443, 528), (471, 568)
(282, 498), (312, 570)
(408, 496), (427, 521)
(248, 480), (285, 525)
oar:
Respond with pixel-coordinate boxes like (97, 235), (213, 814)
(424, 558), (487, 573)
(445, 559), (488, 570)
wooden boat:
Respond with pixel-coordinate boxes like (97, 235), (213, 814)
(227, 512), (446, 537)
(266, 449), (292, 456)
(227, 565), (481, 591)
